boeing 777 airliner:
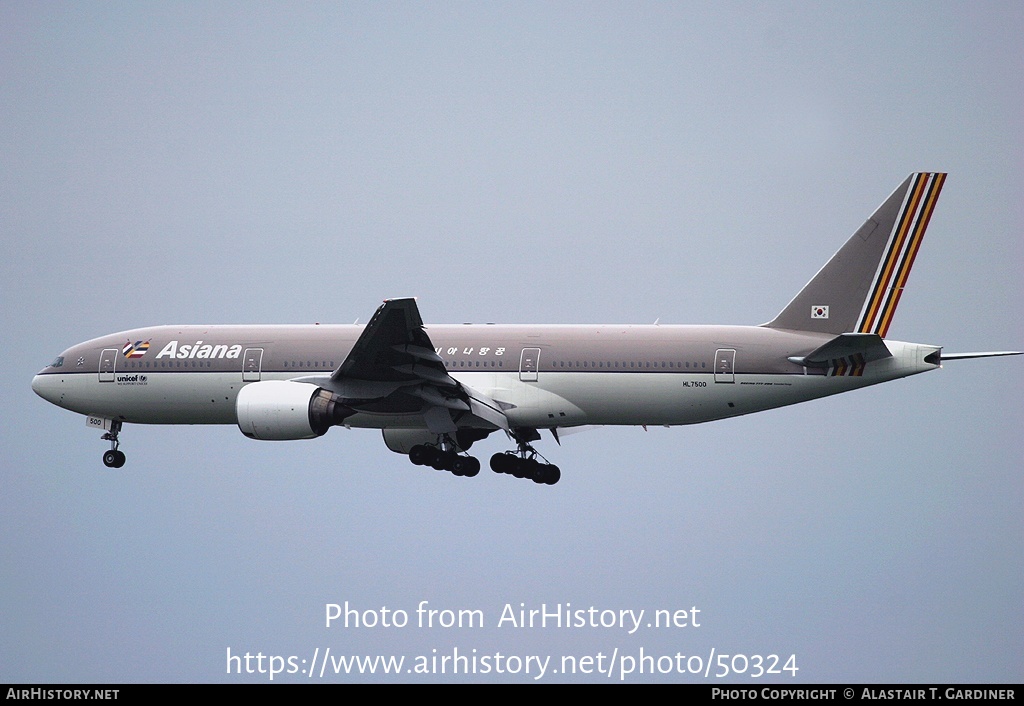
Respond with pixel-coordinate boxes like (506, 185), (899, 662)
(32, 173), (1020, 485)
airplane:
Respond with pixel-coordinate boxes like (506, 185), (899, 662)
(32, 172), (1020, 485)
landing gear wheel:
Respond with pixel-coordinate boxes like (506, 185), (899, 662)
(409, 445), (429, 466)
(456, 456), (480, 477)
(102, 449), (125, 468)
(430, 450), (449, 471)
(511, 458), (532, 479)
(490, 453), (512, 474)
(100, 421), (124, 468)
(452, 455), (475, 476)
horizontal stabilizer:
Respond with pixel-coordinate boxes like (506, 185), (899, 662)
(939, 351), (1023, 361)
(789, 333), (892, 368)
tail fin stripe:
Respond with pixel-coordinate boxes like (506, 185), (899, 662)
(876, 173), (945, 336)
(857, 173), (944, 335)
(857, 173), (929, 333)
(864, 173), (929, 334)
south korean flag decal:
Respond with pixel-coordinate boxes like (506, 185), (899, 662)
(811, 305), (829, 319)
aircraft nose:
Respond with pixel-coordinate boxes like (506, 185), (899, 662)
(32, 373), (61, 405)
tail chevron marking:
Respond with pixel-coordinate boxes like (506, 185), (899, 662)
(856, 172), (945, 337)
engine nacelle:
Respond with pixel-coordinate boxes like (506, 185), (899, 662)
(236, 380), (350, 440)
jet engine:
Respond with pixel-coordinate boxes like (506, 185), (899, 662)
(236, 380), (350, 440)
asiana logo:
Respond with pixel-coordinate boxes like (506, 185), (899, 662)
(122, 339), (151, 358)
(155, 341), (243, 360)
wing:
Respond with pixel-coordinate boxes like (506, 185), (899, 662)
(297, 298), (507, 434)
(334, 297), (447, 384)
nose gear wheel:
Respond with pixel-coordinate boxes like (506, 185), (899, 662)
(100, 421), (126, 468)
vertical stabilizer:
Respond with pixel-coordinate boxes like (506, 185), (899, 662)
(765, 172), (946, 336)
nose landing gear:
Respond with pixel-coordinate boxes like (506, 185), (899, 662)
(100, 421), (126, 468)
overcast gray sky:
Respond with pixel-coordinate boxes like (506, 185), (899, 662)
(2, 1), (1021, 683)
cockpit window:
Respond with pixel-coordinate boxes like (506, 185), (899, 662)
(51, 356), (64, 368)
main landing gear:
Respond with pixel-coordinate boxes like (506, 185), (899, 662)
(101, 421), (126, 468)
(490, 452), (560, 485)
(406, 429), (561, 485)
(407, 438), (481, 478)
(489, 431), (560, 485)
